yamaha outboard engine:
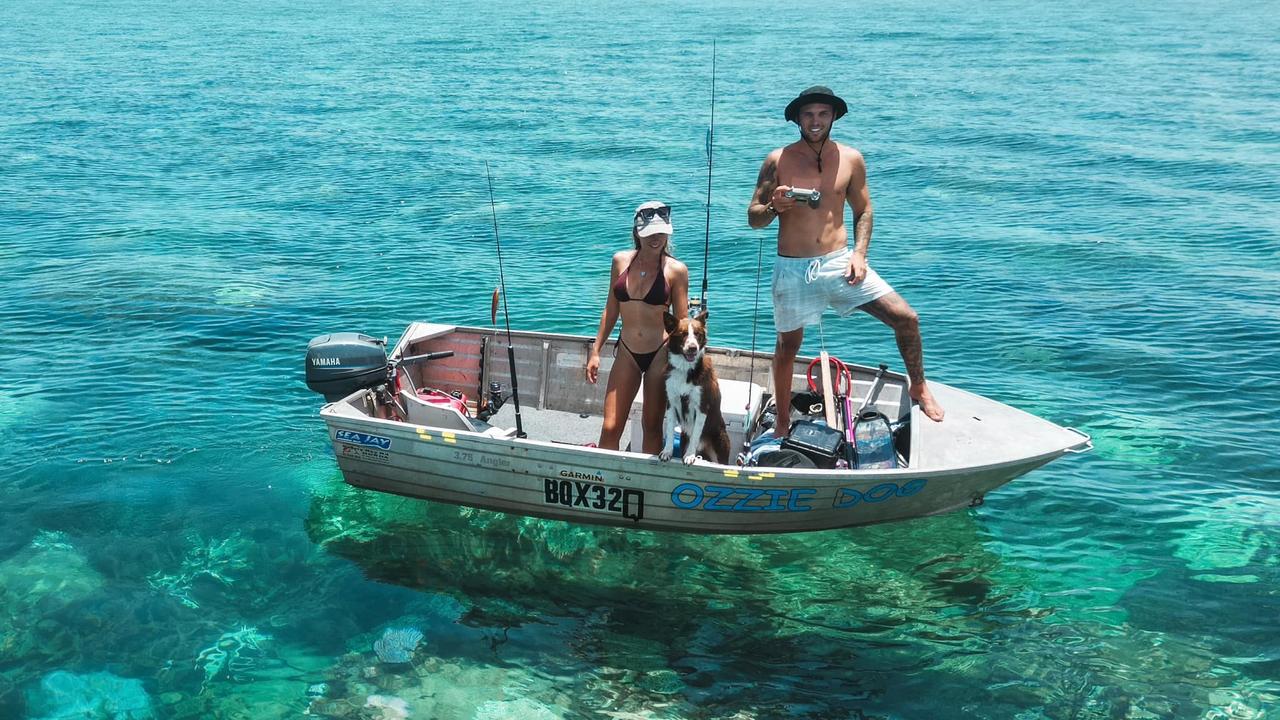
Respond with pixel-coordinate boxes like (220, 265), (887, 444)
(305, 333), (388, 401)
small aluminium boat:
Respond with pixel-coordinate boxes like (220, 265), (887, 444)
(305, 322), (1090, 534)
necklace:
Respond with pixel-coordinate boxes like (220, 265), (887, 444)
(809, 137), (827, 174)
(636, 252), (659, 277)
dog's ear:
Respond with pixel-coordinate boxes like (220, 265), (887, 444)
(663, 311), (678, 333)
(694, 307), (709, 325)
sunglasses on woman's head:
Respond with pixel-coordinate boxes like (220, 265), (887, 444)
(636, 206), (671, 222)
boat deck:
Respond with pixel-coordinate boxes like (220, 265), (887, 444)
(336, 322), (1088, 476)
(485, 404), (614, 448)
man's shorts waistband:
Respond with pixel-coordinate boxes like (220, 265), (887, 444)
(776, 247), (851, 263)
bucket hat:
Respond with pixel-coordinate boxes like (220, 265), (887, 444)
(784, 86), (848, 123)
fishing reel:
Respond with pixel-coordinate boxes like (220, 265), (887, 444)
(785, 187), (822, 208)
(476, 381), (510, 422)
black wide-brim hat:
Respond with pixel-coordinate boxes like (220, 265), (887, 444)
(784, 86), (849, 123)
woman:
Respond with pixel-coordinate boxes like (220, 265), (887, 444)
(586, 201), (689, 452)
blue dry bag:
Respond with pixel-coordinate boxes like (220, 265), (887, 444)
(853, 411), (898, 469)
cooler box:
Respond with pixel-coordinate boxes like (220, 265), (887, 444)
(629, 379), (765, 457)
(781, 419), (845, 469)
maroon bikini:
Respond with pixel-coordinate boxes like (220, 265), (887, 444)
(612, 255), (670, 372)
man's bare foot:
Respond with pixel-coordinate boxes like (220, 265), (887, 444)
(909, 382), (945, 422)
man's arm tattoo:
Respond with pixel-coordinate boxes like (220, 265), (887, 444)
(853, 209), (873, 253)
(755, 159), (777, 202)
(748, 159), (779, 227)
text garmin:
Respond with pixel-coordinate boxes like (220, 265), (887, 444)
(543, 478), (644, 521)
(558, 469), (606, 482)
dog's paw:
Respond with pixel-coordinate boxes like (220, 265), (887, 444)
(682, 453), (699, 466)
(658, 450), (673, 462)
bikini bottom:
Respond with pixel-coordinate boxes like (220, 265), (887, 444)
(617, 339), (663, 374)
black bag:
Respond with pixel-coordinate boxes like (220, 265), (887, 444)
(781, 420), (846, 469)
(755, 448), (817, 469)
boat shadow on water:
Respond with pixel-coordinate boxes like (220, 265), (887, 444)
(303, 474), (1007, 630)
(303, 479), (1271, 719)
(301, 477), (1085, 714)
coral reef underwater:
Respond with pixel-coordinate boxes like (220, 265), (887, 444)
(25, 670), (154, 720)
(372, 627), (424, 665)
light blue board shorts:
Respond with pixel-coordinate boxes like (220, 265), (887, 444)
(771, 247), (895, 333)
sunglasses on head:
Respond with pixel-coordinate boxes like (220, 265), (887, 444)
(636, 205), (671, 222)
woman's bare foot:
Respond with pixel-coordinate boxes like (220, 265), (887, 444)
(909, 382), (945, 422)
(772, 413), (790, 439)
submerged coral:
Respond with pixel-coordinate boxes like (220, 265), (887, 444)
(1172, 493), (1279, 580)
(309, 644), (571, 720)
(306, 483), (398, 548)
(473, 697), (561, 720)
(0, 532), (105, 669)
(410, 592), (471, 624)
(0, 531), (104, 608)
(195, 626), (272, 691)
(25, 670), (154, 720)
(365, 693), (411, 719)
(147, 531), (251, 609)
(30, 529), (76, 552)
(374, 627), (424, 664)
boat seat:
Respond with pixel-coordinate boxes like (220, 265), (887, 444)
(399, 390), (472, 432)
(399, 391), (517, 438)
(628, 379), (765, 454)
(468, 418), (518, 439)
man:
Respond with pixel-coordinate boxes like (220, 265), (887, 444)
(747, 85), (944, 436)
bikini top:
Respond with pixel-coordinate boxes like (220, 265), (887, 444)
(612, 254), (670, 306)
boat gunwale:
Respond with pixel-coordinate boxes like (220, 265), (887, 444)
(319, 398), (1084, 484)
(412, 323), (913, 383)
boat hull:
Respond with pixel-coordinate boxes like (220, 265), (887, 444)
(322, 408), (1067, 534)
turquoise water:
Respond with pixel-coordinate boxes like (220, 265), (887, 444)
(3, 0), (1279, 716)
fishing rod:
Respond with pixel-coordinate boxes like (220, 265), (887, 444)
(701, 41), (768, 461)
(484, 161), (526, 439)
(696, 39), (716, 312)
(741, 229), (767, 462)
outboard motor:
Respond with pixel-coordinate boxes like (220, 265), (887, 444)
(305, 333), (388, 401)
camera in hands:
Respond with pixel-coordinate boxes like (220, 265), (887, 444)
(784, 187), (822, 208)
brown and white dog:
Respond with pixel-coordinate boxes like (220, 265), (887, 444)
(660, 310), (730, 465)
